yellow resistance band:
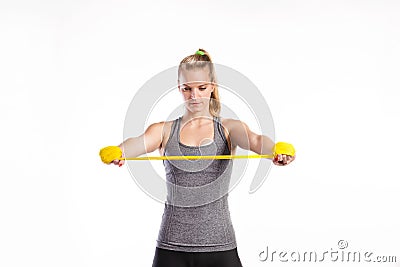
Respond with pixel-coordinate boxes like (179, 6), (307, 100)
(119, 154), (274, 161)
(99, 142), (295, 164)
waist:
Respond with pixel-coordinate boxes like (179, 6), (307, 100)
(156, 240), (238, 252)
(164, 195), (231, 221)
(157, 196), (237, 248)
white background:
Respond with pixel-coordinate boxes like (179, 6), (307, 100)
(1, 0), (399, 266)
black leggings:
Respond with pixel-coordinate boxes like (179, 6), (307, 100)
(152, 247), (243, 267)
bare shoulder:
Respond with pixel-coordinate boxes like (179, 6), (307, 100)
(220, 117), (243, 130)
(146, 120), (173, 138)
(155, 119), (175, 152)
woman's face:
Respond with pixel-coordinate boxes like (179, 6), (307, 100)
(178, 68), (214, 113)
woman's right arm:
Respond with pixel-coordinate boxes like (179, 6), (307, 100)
(111, 121), (165, 166)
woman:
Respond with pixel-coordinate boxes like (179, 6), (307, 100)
(99, 49), (295, 267)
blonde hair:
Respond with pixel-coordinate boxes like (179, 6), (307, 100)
(178, 48), (221, 118)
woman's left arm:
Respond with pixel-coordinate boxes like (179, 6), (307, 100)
(228, 119), (295, 166)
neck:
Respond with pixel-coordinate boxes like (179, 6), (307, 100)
(182, 110), (214, 126)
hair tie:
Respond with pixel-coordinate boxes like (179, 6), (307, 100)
(195, 50), (205, 56)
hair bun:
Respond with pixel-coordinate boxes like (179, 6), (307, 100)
(195, 49), (205, 56)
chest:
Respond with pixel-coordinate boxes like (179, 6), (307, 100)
(159, 119), (234, 156)
(179, 123), (215, 147)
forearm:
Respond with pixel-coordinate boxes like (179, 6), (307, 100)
(117, 136), (147, 159)
(254, 134), (275, 156)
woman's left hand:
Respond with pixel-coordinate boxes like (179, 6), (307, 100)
(273, 153), (296, 166)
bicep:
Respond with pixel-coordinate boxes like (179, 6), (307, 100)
(142, 122), (164, 153)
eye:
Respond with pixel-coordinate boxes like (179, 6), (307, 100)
(182, 87), (191, 91)
(199, 87), (207, 90)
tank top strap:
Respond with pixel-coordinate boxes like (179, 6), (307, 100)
(171, 116), (180, 141)
(162, 117), (180, 157)
(214, 116), (230, 150)
(174, 116), (182, 145)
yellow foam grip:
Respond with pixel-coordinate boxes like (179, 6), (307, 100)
(272, 142), (296, 157)
(99, 146), (122, 164)
(99, 142), (295, 162)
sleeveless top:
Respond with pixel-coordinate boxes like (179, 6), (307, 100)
(156, 115), (238, 252)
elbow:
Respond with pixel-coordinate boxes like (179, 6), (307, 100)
(250, 134), (262, 154)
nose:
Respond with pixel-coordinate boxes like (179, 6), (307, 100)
(190, 88), (200, 99)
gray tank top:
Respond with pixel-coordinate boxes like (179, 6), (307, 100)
(156, 115), (238, 252)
